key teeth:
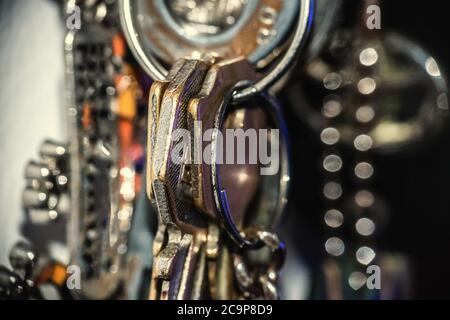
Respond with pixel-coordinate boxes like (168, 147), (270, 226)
(155, 243), (179, 280)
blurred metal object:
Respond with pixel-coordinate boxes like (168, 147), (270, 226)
(1, 241), (74, 300)
(297, 29), (448, 296)
(65, 21), (121, 299)
(65, 0), (119, 25)
(288, 31), (449, 152)
(23, 140), (70, 225)
(9, 242), (37, 282)
(284, 1), (445, 299)
(64, 0), (148, 299)
(0, 266), (31, 300)
(305, 0), (343, 62)
(119, 0), (313, 102)
(0, 242), (37, 300)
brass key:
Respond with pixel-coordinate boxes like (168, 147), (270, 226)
(147, 57), (290, 299)
(120, 0), (312, 301)
(148, 59), (211, 299)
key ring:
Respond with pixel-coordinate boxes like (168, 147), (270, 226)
(211, 85), (291, 249)
(119, 0), (313, 103)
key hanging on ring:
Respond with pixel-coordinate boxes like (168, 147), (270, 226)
(146, 57), (291, 300)
(119, 0), (314, 300)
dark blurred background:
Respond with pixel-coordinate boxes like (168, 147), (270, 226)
(281, 0), (450, 299)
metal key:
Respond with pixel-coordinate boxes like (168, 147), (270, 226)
(120, 0), (312, 300)
(148, 59), (211, 299)
(147, 56), (291, 299)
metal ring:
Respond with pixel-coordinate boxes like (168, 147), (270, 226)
(211, 85), (291, 249)
(119, 0), (314, 103)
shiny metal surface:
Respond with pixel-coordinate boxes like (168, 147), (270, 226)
(148, 59), (211, 299)
(211, 90), (290, 249)
(148, 57), (290, 299)
(164, 0), (249, 37)
(3, 0), (445, 301)
(119, 0), (313, 102)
